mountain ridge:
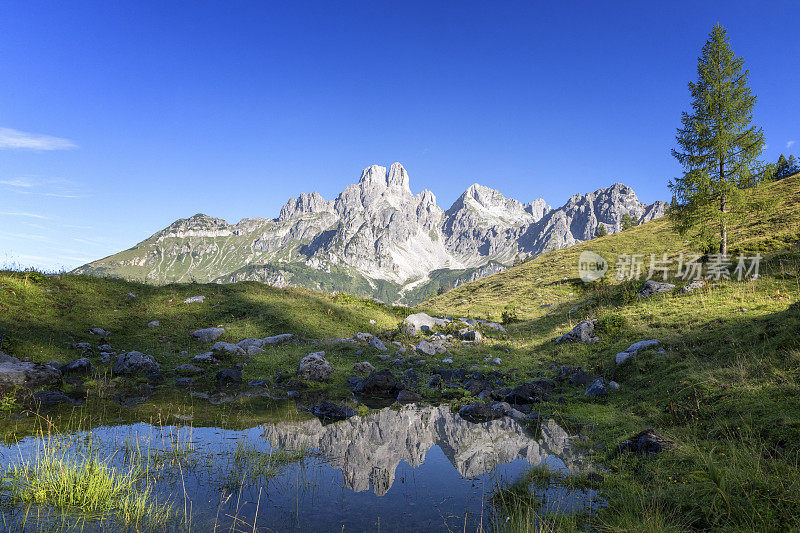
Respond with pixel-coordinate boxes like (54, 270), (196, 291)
(75, 162), (666, 304)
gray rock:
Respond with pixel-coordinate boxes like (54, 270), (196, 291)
(99, 352), (113, 363)
(211, 341), (245, 356)
(403, 313), (448, 334)
(681, 280), (707, 293)
(175, 378), (196, 388)
(97, 344), (113, 352)
(617, 428), (676, 455)
(615, 339), (661, 365)
(459, 329), (483, 342)
(62, 358), (93, 375)
(296, 352), (333, 382)
(0, 361), (62, 390)
(369, 337), (387, 351)
(458, 401), (506, 423)
(354, 332), (373, 342)
(637, 280), (676, 297)
(609, 381), (620, 390)
(488, 358), (502, 366)
(89, 327), (110, 336)
(31, 390), (75, 407)
(72, 342), (92, 353)
(190, 327), (225, 343)
(504, 381), (552, 404)
(584, 377), (607, 397)
(125, 292), (137, 298)
(184, 296), (205, 304)
(147, 320), (160, 328)
(193, 352), (216, 364)
(353, 369), (398, 396)
(113, 351), (160, 375)
(416, 340), (437, 356)
(309, 401), (356, 421)
(555, 319), (599, 343)
(397, 389), (422, 403)
(0, 352), (20, 365)
(174, 364), (204, 376)
(352, 361), (375, 374)
(264, 333), (293, 345)
(216, 368), (243, 387)
(442, 357), (453, 364)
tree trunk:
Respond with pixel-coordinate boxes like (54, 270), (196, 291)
(720, 194), (727, 255)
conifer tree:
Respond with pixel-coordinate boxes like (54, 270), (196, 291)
(595, 223), (608, 237)
(669, 24), (768, 255)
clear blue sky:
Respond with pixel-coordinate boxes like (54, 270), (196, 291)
(1, 1), (798, 270)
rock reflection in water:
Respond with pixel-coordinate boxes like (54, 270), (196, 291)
(262, 403), (584, 496)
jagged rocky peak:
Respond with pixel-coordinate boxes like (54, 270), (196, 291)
(155, 213), (233, 241)
(357, 162), (411, 193)
(278, 191), (334, 220)
(524, 198), (551, 221)
(448, 183), (546, 226)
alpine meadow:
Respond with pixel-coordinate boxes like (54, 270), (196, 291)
(1, 6), (799, 533)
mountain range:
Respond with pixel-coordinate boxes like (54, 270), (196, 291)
(75, 162), (666, 304)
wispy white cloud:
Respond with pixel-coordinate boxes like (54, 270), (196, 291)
(788, 140), (796, 149)
(0, 176), (85, 199)
(0, 178), (34, 187)
(0, 127), (76, 150)
(0, 211), (48, 219)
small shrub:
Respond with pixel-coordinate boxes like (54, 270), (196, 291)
(596, 312), (627, 336)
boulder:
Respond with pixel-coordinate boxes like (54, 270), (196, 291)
(617, 428), (676, 455)
(147, 321), (160, 328)
(237, 339), (266, 355)
(555, 319), (599, 343)
(459, 329), (483, 342)
(112, 351), (161, 375)
(89, 327), (110, 337)
(416, 340), (437, 356)
(264, 333), (293, 345)
(31, 390), (75, 408)
(369, 337), (387, 352)
(216, 368), (242, 387)
(62, 358), (93, 375)
(353, 369), (398, 396)
(0, 352), (20, 365)
(125, 292), (137, 298)
(681, 279), (707, 293)
(296, 352), (333, 382)
(615, 339), (660, 365)
(192, 352), (216, 364)
(190, 327), (225, 343)
(0, 361), (62, 391)
(458, 401), (507, 423)
(397, 389), (422, 403)
(211, 341), (245, 356)
(403, 312), (448, 334)
(427, 374), (442, 388)
(309, 401), (356, 421)
(184, 296), (205, 304)
(175, 378), (196, 388)
(584, 377), (607, 397)
(72, 342), (92, 353)
(354, 332), (373, 342)
(97, 344), (114, 352)
(247, 379), (270, 388)
(352, 361), (375, 374)
(174, 364), (204, 376)
(504, 381), (551, 404)
(637, 280), (675, 298)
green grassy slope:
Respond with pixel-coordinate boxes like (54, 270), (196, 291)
(419, 175), (800, 531)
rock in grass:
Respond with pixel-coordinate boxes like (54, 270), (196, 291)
(555, 319), (599, 343)
(403, 312), (448, 334)
(617, 428), (675, 455)
(113, 351), (161, 375)
(504, 381), (552, 404)
(184, 296), (205, 304)
(584, 377), (607, 397)
(211, 341), (245, 356)
(309, 400), (356, 421)
(62, 358), (93, 375)
(681, 279), (707, 293)
(175, 378), (196, 388)
(216, 368), (242, 387)
(369, 336), (387, 351)
(637, 280), (675, 297)
(190, 327), (225, 343)
(72, 342), (92, 353)
(89, 327), (111, 336)
(352, 369), (398, 396)
(397, 389), (422, 403)
(416, 340), (437, 356)
(296, 352), (333, 382)
(458, 401), (507, 423)
(615, 339), (660, 365)
(354, 332), (373, 342)
(192, 352), (216, 364)
(125, 292), (137, 298)
(31, 390), (75, 408)
(0, 361), (62, 390)
(352, 361), (375, 374)
(174, 364), (204, 376)
(147, 320), (160, 328)
(459, 329), (483, 342)
(0, 352), (20, 365)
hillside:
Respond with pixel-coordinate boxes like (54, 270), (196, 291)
(73, 163), (664, 305)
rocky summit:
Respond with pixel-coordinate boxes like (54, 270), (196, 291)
(75, 163), (665, 304)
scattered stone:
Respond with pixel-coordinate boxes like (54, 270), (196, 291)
(397, 389), (422, 403)
(184, 296), (205, 304)
(403, 312), (448, 334)
(458, 401), (506, 423)
(192, 352), (216, 364)
(488, 358), (501, 366)
(0, 361), (62, 390)
(216, 368), (243, 387)
(175, 378), (196, 388)
(31, 390), (75, 408)
(248, 379), (270, 388)
(555, 319), (599, 343)
(376, 353), (392, 361)
(617, 428), (676, 455)
(296, 352), (333, 382)
(72, 342), (92, 353)
(352, 361), (375, 374)
(62, 358), (93, 375)
(609, 380), (620, 390)
(442, 357), (453, 364)
(681, 279), (707, 293)
(112, 351), (161, 375)
(190, 327), (225, 343)
(0, 352), (20, 365)
(125, 292), (137, 298)
(309, 401), (357, 421)
(264, 333), (293, 345)
(211, 341), (245, 356)
(637, 280), (676, 298)
(369, 337), (387, 351)
(100, 353), (113, 363)
(416, 340), (437, 356)
(615, 339), (661, 365)
(458, 329), (483, 342)
(483, 322), (506, 332)
(147, 320), (160, 328)
(353, 369), (398, 396)
(97, 344), (113, 352)
(174, 364), (204, 376)
(504, 382), (551, 404)
(569, 369), (598, 386)
(427, 374), (442, 388)
(584, 377), (608, 397)
(354, 332), (373, 342)
(89, 327), (110, 337)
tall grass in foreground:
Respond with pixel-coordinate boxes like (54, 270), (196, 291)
(2, 430), (172, 531)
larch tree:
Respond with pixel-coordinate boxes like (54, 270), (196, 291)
(669, 24), (769, 255)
